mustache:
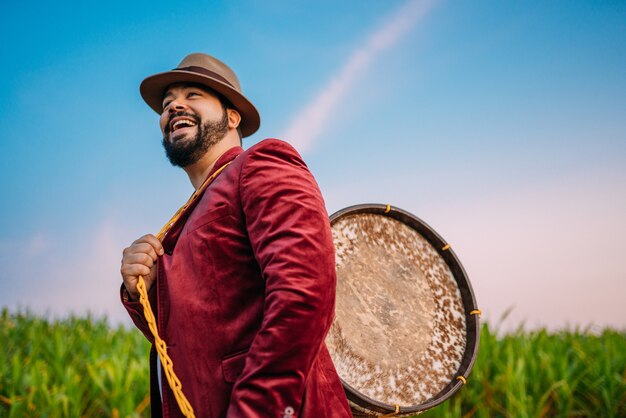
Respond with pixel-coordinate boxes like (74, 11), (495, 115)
(165, 111), (201, 134)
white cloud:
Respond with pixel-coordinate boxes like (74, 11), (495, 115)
(3, 168), (625, 332)
(322, 167), (626, 332)
(25, 232), (51, 256)
(282, 0), (437, 153)
(0, 218), (134, 325)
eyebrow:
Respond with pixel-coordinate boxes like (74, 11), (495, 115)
(163, 85), (208, 102)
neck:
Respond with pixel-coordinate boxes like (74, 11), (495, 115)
(183, 133), (241, 190)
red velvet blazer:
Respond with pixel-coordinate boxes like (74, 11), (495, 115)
(122, 139), (352, 418)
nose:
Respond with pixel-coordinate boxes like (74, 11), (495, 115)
(167, 99), (188, 114)
(160, 97), (189, 132)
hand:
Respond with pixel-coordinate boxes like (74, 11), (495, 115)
(120, 234), (164, 301)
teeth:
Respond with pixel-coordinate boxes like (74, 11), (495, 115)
(172, 119), (197, 131)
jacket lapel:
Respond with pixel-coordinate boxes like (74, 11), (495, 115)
(161, 146), (243, 254)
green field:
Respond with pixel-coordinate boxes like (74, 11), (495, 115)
(1, 308), (625, 417)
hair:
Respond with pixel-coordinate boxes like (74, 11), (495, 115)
(216, 94), (243, 143)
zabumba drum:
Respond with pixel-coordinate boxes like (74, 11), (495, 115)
(326, 204), (480, 417)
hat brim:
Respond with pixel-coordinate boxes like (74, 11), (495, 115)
(140, 69), (260, 138)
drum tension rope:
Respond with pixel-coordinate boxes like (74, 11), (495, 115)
(381, 403), (401, 417)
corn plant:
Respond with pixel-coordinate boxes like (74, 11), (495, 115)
(0, 308), (150, 417)
(1, 309), (625, 417)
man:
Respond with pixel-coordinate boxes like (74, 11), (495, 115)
(120, 53), (353, 418)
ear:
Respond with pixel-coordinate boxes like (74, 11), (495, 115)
(227, 108), (241, 130)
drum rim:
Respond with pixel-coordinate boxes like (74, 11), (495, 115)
(328, 203), (480, 415)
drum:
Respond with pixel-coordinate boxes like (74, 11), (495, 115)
(326, 204), (480, 416)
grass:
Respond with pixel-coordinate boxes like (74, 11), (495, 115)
(1, 308), (625, 417)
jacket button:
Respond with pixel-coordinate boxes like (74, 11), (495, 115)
(283, 406), (294, 418)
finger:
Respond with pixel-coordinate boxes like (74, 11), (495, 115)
(123, 253), (155, 268)
(145, 266), (157, 285)
(124, 242), (159, 262)
(121, 263), (151, 279)
(134, 234), (165, 257)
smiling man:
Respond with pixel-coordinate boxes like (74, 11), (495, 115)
(119, 53), (352, 418)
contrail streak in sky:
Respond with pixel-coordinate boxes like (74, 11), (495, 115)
(283, 0), (438, 153)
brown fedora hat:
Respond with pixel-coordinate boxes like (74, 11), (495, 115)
(140, 53), (260, 138)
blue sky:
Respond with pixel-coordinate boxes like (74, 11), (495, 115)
(1, 0), (625, 331)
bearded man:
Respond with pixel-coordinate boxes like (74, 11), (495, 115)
(119, 53), (353, 418)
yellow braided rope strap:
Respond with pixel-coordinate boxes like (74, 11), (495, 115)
(137, 276), (194, 417)
(135, 162), (232, 418)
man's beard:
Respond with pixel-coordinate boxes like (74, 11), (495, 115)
(162, 110), (229, 168)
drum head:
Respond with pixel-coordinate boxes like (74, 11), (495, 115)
(326, 204), (479, 416)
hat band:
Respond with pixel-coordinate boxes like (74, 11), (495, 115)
(175, 66), (236, 89)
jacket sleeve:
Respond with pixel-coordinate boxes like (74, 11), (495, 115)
(120, 283), (156, 344)
(227, 139), (337, 418)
